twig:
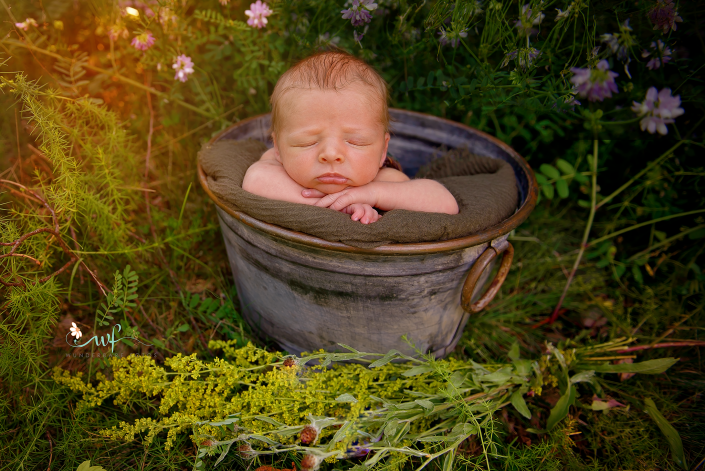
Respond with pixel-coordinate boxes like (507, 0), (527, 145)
(547, 139), (599, 324)
(0, 179), (108, 294)
(616, 341), (705, 353)
(46, 431), (53, 471)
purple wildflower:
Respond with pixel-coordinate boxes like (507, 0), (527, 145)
(514, 4), (545, 37)
(15, 18), (38, 31)
(438, 28), (468, 48)
(245, 0), (273, 29)
(631, 87), (684, 135)
(172, 55), (195, 82)
(501, 47), (542, 71)
(600, 19), (634, 62)
(353, 30), (364, 42)
(555, 7), (571, 21)
(642, 40), (672, 70)
(131, 32), (156, 51)
(341, 0), (378, 27)
(648, 0), (683, 34)
(570, 60), (619, 102)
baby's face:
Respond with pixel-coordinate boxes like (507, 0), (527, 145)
(272, 82), (390, 194)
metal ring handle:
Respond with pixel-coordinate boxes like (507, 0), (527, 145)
(461, 242), (514, 313)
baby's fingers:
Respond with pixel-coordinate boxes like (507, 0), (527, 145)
(350, 205), (366, 222)
(360, 205), (379, 224)
(301, 188), (326, 198)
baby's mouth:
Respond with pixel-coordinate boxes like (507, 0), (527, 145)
(316, 173), (348, 184)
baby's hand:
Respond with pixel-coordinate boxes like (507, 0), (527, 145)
(342, 203), (380, 224)
(302, 188), (380, 224)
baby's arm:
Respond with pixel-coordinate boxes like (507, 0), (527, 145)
(242, 149), (322, 205)
(313, 178), (459, 214)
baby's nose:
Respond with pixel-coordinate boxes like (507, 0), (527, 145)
(318, 152), (345, 164)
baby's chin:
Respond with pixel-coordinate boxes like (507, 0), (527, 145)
(310, 182), (349, 194)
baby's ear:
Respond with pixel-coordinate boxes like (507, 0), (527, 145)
(272, 133), (282, 161)
(379, 132), (391, 167)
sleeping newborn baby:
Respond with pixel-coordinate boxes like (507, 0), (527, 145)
(243, 50), (459, 224)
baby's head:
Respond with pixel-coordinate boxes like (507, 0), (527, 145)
(269, 50), (391, 194)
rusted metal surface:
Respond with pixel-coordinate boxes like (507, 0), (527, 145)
(461, 242), (514, 313)
(200, 110), (537, 358)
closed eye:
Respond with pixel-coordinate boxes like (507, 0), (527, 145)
(347, 141), (371, 146)
(292, 142), (317, 147)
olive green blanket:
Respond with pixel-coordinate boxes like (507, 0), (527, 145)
(198, 139), (518, 248)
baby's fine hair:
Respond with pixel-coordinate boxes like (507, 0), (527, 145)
(270, 50), (390, 136)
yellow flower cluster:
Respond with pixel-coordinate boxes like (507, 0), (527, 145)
(53, 342), (450, 451)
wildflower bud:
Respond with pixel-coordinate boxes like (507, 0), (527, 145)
(300, 454), (322, 471)
(283, 357), (297, 368)
(299, 425), (318, 445)
(238, 443), (256, 459)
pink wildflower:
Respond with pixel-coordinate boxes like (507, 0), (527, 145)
(173, 55), (194, 82)
(648, 0), (682, 34)
(245, 1), (273, 29)
(631, 87), (684, 135)
(15, 18), (38, 31)
(642, 40), (672, 70)
(570, 60), (619, 102)
(131, 32), (156, 51)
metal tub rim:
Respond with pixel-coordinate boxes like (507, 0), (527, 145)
(198, 108), (538, 255)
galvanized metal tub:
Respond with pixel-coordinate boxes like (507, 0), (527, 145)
(198, 109), (537, 358)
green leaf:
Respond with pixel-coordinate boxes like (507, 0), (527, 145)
(555, 179), (569, 199)
(399, 81), (407, 92)
(508, 342), (520, 361)
(402, 365), (434, 377)
(539, 164), (561, 180)
(335, 393), (358, 403)
(76, 461), (107, 471)
(541, 183), (555, 200)
(555, 158), (575, 175)
(644, 398), (687, 469)
(581, 358), (678, 374)
(443, 448), (456, 471)
(535, 173), (549, 185)
(369, 350), (402, 368)
(176, 323), (190, 332)
(546, 383), (575, 430)
(511, 390), (531, 419)
(570, 370), (595, 384)
(578, 199), (591, 208)
(414, 399), (435, 411)
(573, 172), (589, 183)
(481, 366), (512, 383)
(632, 264), (644, 284)
(254, 415), (286, 427)
(427, 71), (435, 87)
(189, 294), (200, 309)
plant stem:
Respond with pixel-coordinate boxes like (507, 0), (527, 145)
(590, 210), (705, 246)
(595, 140), (685, 210)
(626, 224), (705, 263)
(548, 138), (599, 324)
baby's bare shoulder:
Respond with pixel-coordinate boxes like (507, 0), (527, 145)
(373, 167), (410, 183)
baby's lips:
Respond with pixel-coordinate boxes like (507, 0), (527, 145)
(316, 173), (348, 184)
